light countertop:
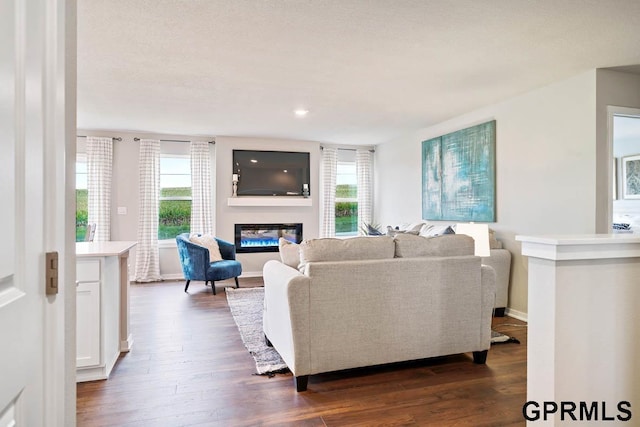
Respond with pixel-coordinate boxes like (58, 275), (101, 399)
(76, 241), (137, 257)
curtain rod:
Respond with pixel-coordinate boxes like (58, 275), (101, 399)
(77, 135), (122, 141)
(320, 146), (375, 153)
(133, 137), (215, 144)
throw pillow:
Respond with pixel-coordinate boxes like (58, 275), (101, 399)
(189, 234), (223, 262)
(386, 226), (420, 237)
(278, 238), (300, 269)
(419, 224), (455, 237)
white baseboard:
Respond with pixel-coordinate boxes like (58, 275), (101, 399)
(160, 273), (184, 281)
(505, 307), (528, 322)
(130, 272), (262, 282)
(240, 271), (262, 278)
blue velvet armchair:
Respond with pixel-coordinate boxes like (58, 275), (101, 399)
(176, 233), (242, 295)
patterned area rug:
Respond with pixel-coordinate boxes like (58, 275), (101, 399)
(226, 287), (518, 375)
(225, 287), (288, 375)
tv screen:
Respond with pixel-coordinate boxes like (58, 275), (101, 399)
(233, 150), (310, 196)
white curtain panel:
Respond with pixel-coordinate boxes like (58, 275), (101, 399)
(86, 136), (113, 242)
(190, 141), (213, 235)
(356, 148), (373, 233)
(134, 139), (162, 282)
(320, 147), (338, 237)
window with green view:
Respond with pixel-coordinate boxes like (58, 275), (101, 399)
(159, 156), (191, 240)
(76, 155), (88, 242)
(336, 150), (357, 236)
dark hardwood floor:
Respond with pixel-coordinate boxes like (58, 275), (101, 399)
(77, 278), (527, 426)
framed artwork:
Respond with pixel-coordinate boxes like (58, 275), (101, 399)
(422, 120), (496, 222)
(622, 154), (640, 199)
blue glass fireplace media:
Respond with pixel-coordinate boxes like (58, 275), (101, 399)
(234, 223), (303, 253)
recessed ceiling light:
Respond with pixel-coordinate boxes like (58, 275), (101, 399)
(283, 169), (288, 173)
(294, 109), (309, 117)
(250, 159), (258, 163)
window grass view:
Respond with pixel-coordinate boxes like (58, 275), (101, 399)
(159, 187), (191, 240)
(336, 184), (357, 235)
(76, 155), (192, 242)
(76, 187), (192, 241)
(76, 189), (88, 241)
(336, 156), (358, 236)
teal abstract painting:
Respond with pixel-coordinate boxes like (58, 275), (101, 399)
(422, 121), (496, 222)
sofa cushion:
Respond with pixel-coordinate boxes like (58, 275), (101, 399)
(394, 233), (474, 258)
(278, 238), (300, 269)
(189, 234), (223, 262)
(298, 236), (395, 270)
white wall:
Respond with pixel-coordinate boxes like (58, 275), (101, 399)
(78, 131), (322, 279)
(375, 70), (599, 317)
(214, 136), (321, 276)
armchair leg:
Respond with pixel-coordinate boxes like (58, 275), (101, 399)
(184, 280), (191, 292)
(234, 277), (240, 289)
(211, 281), (216, 295)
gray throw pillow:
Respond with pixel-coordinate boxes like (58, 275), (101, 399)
(419, 224), (455, 237)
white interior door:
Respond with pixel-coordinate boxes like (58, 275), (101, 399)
(0, 0), (73, 425)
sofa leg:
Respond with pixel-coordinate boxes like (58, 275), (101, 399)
(211, 281), (216, 295)
(234, 277), (240, 288)
(294, 375), (308, 392)
(184, 280), (190, 292)
(473, 350), (488, 364)
(494, 307), (506, 317)
(265, 334), (273, 347)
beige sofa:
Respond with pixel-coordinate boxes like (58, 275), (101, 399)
(387, 222), (511, 315)
(263, 234), (496, 391)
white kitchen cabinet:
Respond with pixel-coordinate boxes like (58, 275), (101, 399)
(76, 241), (136, 382)
(76, 280), (100, 368)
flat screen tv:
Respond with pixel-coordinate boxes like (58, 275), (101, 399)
(233, 150), (310, 196)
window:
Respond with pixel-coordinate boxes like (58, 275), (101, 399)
(76, 154), (88, 242)
(335, 150), (358, 236)
(159, 155), (191, 240)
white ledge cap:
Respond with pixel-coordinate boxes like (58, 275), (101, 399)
(516, 233), (640, 261)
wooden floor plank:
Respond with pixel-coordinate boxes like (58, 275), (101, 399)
(77, 278), (527, 426)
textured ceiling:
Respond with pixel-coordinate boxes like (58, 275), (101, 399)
(77, 0), (640, 145)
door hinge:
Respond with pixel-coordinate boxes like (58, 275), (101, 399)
(46, 251), (59, 295)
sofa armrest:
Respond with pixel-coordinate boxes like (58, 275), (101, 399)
(262, 260), (312, 376)
(480, 264), (497, 348)
(481, 248), (511, 309)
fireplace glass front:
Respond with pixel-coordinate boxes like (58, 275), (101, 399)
(234, 223), (303, 253)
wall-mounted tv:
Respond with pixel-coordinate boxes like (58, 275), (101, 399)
(233, 150), (310, 196)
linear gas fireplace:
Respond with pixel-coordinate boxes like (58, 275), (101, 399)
(234, 223), (303, 253)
